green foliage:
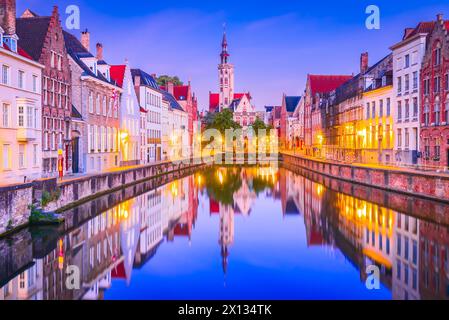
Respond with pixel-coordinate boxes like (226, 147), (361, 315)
(202, 167), (242, 205)
(41, 188), (61, 207)
(6, 219), (13, 230)
(205, 109), (241, 135)
(251, 117), (270, 132)
(28, 205), (64, 225)
(156, 75), (183, 87)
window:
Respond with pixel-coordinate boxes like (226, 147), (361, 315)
(397, 129), (402, 148)
(397, 76), (402, 94)
(397, 101), (402, 121)
(18, 70), (25, 89)
(19, 144), (25, 168)
(2, 65), (10, 85)
(3, 144), (10, 169)
(405, 54), (410, 68)
(413, 71), (418, 90)
(412, 240), (418, 265)
(445, 100), (449, 123)
(435, 99), (441, 125)
(27, 106), (33, 127)
(405, 128), (409, 148)
(413, 97), (418, 118)
(102, 96), (107, 116)
(434, 76), (441, 93)
(32, 75), (38, 93)
(33, 144), (38, 166)
(397, 234), (402, 256)
(405, 74), (409, 92)
(405, 99), (410, 120)
(372, 101), (376, 118)
(2, 103), (9, 127)
(434, 138), (441, 160)
(424, 102), (430, 125)
(379, 99), (384, 117)
(18, 106), (24, 127)
(435, 45), (442, 66)
(89, 91), (94, 113)
(446, 74), (449, 91)
(96, 94), (100, 115)
(386, 98), (391, 116)
(424, 79), (430, 95)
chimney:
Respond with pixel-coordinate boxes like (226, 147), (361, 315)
(81, 29), (90, 51)
(437, 13), (443, 22)
(167, 81), (174, 95)
(134, 75), (141, 86)
(96, 43), (103, 60)
(0, 0), (16, 35)
(151, 73), (157, 79)
(360, 52), (369, 74)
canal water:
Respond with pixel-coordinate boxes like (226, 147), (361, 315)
(1, 165), (448, 300)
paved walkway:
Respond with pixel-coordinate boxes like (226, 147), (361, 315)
(281, 150), (449, 178)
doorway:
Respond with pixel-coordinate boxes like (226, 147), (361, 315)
(72, 137), (80, 173)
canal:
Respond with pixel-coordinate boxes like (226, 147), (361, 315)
(0, 165), (448, 300)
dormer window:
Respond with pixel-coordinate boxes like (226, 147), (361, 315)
(3, 35), (18, 53)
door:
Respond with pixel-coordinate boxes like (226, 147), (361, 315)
(447, 149), (449, 168)
(72, 137), (80, 173)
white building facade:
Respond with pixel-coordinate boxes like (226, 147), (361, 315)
(390, 24), (431, 165)
(132, 69), (162, 164)
(0, 26), (44, 185)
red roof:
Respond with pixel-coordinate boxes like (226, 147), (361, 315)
(210, 199), (220, 214)
(403, 22), (435, 40)
(110, 65), (126, 88)
(160, 85), (190, 101)
(445, 21), (449, 31)
(111, 261), (126, 279)
(308, 75), (352, 95)
(2, 43), (34, 60)
(209, 92), (251, 112)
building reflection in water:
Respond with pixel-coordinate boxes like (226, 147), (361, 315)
(0, 166), (449, 300)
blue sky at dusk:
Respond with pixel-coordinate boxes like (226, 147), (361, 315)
(18, 0), (449, 110)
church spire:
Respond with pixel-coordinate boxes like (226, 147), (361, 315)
(220, 24), (229, 64)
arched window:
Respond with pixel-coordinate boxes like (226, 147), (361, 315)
(434, 42), (442, 66)
(103, 96), (107, 116)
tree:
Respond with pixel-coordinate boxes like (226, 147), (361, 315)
(250, 117), (271, 132)
(205, 109), (241, 135)
(156, 75), (183, 87)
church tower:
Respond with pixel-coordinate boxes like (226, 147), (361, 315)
(218, 29), (234, 110)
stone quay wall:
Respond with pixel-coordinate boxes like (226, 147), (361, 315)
(0, 160), (205, 236)
(282, 153), (449, 203)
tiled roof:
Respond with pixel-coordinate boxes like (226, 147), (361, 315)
(229, 98), (241, 112)
(63, 31), (116, 86)
(2, 43), (34, 60)
(110, 65), (126, 88)
(265, 106), (274, 112)
(16, 16), (51, 61)
(403, 21), (435, 40)
(131, 69), (159, 89)
(309, 75), (352, 95)
(284, 96), (301, 113)
(162, 90), (184, 112)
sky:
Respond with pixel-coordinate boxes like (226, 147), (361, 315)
(17, 0), (449, 111)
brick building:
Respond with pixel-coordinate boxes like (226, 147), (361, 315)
(16, 6), (72, 176)
(304, 74), (352, 157)
(64, 31), (122, 173)
(420, 14), (449, 169)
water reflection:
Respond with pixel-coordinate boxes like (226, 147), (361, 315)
(0, 165), (449, 300)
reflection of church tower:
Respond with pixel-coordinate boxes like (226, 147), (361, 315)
(219, 204), (235, 274)
(218, 27), (234, 110)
